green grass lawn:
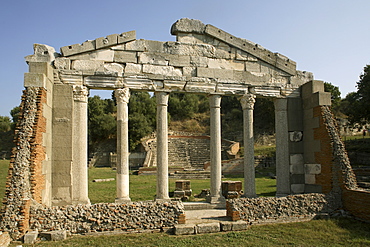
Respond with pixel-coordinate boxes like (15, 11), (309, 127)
(13, 218), (370, 247)
(88, 167), (276, 203)
(0, 160), (276, 204)
(0, 160), (9, 204)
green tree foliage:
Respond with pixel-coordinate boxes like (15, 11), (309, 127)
(339, 65), (370, 124)
(168, 93), (208, 120)
(128, 92), (156, 150)
(354, 65), (370, 122)
(324, 82), (342, 116)
(88, 96), (117, 146)
(0, 106), (20, 157)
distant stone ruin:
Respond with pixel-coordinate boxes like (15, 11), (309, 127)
(1, 18), (369, 241)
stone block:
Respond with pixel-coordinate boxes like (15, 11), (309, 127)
(197, 67), (233, 80)
(54, 57), (71, 70)
(174, 224), (195, 235)
(171, 18), (206, 35)
(143, 64), (182, 77)
(245, 61), (261, 72)
(305, 174), (316, 184)
(0, 232), (11, 247)
(176, 33), (205, 44)
(232, 221), (249, 231)
(305, 164), (321, 174)
(61, 40), (96, 56)
(118, 30), (136, 44)
(190, 56), (208, 67)
(290, 154), (304, 174)
(40, 230), (67, 241)
(196, 222), (220, 234)
(114, 51), (137, 63)
(290, 174), (305, 184)
(301, 80), (324, 99)
(164, 42), (215, 58)
(126, 40), (164, 53)
(305, 184), (322, 193)
(28, 62), (54, 77)
(207, 58), (244, 71)
(103, 63), (124, 75)
(168, 54), (191, 67)
(71, 60), (104, 71)
(124, 63), (142, 74)
(89, 50), (115, 62)
(24, 230), (38, 244)
(291, 184), (305, 194)
(220, 222), (233, 231)
(96, 34), (118, 49)
(138, 53), (168, 66)
(24, 73), (48, 88)
(289, 131), (303, 142)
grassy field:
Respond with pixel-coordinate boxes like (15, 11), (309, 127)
(11, 217), (370, 246)
(0, 160), (276, 204)
(89, 167), (276, 203)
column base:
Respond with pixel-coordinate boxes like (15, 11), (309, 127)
(155, 198), (171, 202)
(206, 195), (226, 205)
(72, 198), (91, 206)
(242, 193), (257, 198)
(115, 198), (131, 203)
(275, 193), (289, 198)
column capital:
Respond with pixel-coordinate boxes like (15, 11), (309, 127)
(115, 88), (130, 104)
(155, 91), (169, 106)
(240, 93), (256, 110)
(209, 94), (222, 108)
(72, 85), (89, 102)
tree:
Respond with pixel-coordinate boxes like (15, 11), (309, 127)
(355, 65), (370, 122)
(324, 82), (341, 114)
(88, 96), (117, 147)
(128, 92), (156, 150)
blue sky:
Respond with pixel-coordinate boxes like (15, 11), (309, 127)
(1, 0), (369, 117)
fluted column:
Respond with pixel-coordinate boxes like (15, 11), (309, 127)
(155, 91), (170, 200)
(274, 98), (290, 197)
(115, 88), (131, 203)
(240, 93), (257, 197)
(72, 85), (90, 205)
(207, 94), (225, 204)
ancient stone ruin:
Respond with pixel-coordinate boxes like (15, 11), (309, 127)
(1, 18), (370, 241)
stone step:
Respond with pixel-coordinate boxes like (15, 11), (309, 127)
(183, 202), (225, 210)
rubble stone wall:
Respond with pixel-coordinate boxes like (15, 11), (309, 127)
(226, 193), (337, 223)
(0, 87), (46, 240)
(29, 201), (185, 234)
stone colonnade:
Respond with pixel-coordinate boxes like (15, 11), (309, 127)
(73, 88), (290, 204)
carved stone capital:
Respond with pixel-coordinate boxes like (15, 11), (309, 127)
(115, 88), (130, 104)
(240, 93), (255, 110)
(72, 85), (89, 102)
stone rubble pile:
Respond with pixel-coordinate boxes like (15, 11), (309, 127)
(321, 105), (358, 190)
(0, 87), (41, 240)
(29, 201), (185, 234)
(227, 193), (338, 223)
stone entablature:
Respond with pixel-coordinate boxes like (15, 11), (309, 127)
(29, 18), (313, 98)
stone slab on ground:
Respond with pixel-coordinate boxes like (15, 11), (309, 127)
(196, 222), (220, 234)
(24, 230), (38, 244)
(232, 220), (249, 231)
(0, 232), (11, 247)
(40, 230), (67, 241)
(174, 224), (196, 235)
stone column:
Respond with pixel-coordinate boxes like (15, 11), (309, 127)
(207, 94), (225, 204)
(240, 93), (257, 197)
(115, 88), (131, 203)
(274, 98), (290, 197)
(72, 85), (90, 205)
(155, 91), (170, 200)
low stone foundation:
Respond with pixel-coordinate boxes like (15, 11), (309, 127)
(29, 201), (185, 234)
(226, 193), (338, 223)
